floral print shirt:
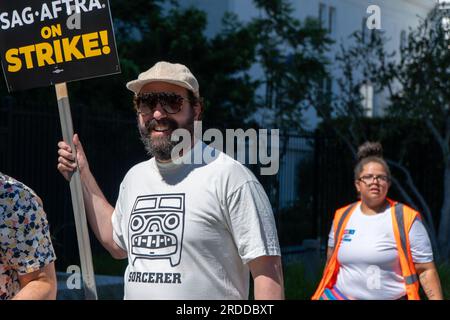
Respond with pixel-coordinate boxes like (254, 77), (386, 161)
(0, 172), (56, 300)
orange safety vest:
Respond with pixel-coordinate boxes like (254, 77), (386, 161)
(311, 198), (421, 300)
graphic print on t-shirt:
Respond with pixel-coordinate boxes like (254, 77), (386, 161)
(342, 229), (356, 242)
(128, 194), (185, 267)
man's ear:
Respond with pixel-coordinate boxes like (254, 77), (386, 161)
(193, 102), (203, 121)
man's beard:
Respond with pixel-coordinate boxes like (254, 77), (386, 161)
(138, 116), (194, 161)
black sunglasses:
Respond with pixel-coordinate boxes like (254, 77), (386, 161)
(135, 92), (186, 115)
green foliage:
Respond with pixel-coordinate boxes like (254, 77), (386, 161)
(318, 4), (450, 259)
(244, 0), (332, 213)
(92, 252), (127, 276)
(284, 262), (321, 299)
(277, 203), (315, 246)
(387, 8), (450, 121)
(250, 0), (332, 132)
(277, 154), (316, 246)
(438, 263), (450, 299)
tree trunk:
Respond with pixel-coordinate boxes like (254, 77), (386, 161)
(387, 160), (439, 260)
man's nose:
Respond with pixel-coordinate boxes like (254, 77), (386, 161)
(152, 103), (167, 120)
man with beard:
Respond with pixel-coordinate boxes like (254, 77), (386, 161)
(57, 61), (283, 299)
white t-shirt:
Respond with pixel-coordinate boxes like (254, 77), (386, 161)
(111, 142), (280, 299)
(328, 203), (433, 300)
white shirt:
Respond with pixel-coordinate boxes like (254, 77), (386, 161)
(328, 203), (433, 300)
(111, 142), (280, 299)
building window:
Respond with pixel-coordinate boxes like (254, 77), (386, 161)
(400, 30), (407, 51)
(442, 17), (450, 41)
(328, 6), (336, 34)
(360, 83), (374, 117)
(362, 17), (367, 43)
(319, 3), (337, 35)
(320, 76), (333, 106)
(319, 3), (327, 29)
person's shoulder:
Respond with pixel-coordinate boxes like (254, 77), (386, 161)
(396, 201), (419, 213)
(120, 159), (154, 184)
(1, 172), (22, 189)
(0, 174), (43, 222)
(210, 147), (258, 182)
(0, 173), (38, 199)
(393, 201), (422, 223)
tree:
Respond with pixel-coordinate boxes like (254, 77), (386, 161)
(244, 0), (331, 212)
(317, 5), (450, 260)
(385, 7), (450, 260)
(250, 0), (331, 132)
